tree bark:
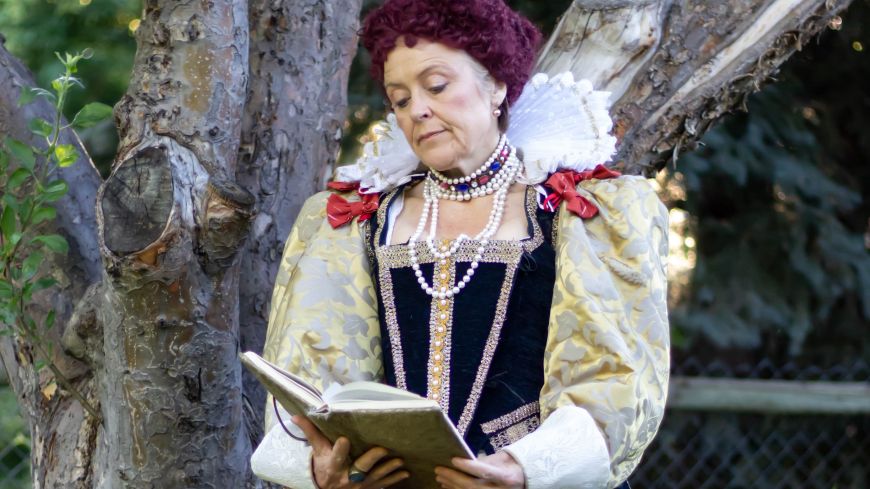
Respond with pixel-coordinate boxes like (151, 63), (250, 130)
(0, 39), (104, 488)
(66, 0), (255, 487)
(237, 0), (363, 439)
(536, 0), (853, 175)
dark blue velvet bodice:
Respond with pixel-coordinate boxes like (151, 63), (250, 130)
(364, 181), (556, 454)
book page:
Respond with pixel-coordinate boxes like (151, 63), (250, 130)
(325, 381), (428, 403)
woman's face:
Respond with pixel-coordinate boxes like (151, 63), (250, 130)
(383, 38), (507, 175)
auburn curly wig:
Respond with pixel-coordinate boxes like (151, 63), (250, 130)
(360, 0), (542, 106)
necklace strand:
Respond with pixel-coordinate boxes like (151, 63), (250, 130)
(408, 143), (521, 299)
(428, 134), (512, 201)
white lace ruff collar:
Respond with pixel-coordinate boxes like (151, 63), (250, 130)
(334, 72), (617, 193)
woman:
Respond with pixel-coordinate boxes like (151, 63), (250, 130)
(252, 1), (669, 488)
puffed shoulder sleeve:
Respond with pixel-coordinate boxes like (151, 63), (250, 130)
(262, 190), (383, 415)
(542, 175), (670, 488)
(252, 191), (383, 488)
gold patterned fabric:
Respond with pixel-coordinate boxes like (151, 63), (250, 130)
(261, 176), (669, 488)
(541, 175), (670, 487)
(261, 191), (384, 430)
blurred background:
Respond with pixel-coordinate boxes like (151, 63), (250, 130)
(0, 0), (867, 487)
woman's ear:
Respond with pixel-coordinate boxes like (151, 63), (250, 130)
(492, 81), (508, 110)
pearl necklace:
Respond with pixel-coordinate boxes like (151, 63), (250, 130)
(408, 145), (521, 299)
(428, 135), (512, 201)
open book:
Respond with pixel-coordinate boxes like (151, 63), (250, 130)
(240, 351), (474, 489)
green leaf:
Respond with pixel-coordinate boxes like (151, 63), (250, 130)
(42, 180), (69, 202)
(1, 206), (16, 241)
(71, 102), (113, 129)
(28, 117), (54, 138)
(54, 144), (78, 168)
(0, 279), (13, 299)
(0, 310), (16, 327)
(32, 206), (57, 225)
(17, 87), (38, 107)
(4, 138), (36, 170)
(17, 197), (33, 225)
(32, 277), (57, 294)
(45, 309), (56, 330)
(66, 76), (85, 89)
(29, 88), (56, 103)
(51, 78), (63, 94)
(32, 234), (68, 254)
(21, 251), (43, 281)
(34, 359), (46, 372)
(0, 149), (8, 172)
(8, 168), (31, 190)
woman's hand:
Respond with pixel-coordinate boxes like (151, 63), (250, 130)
(292, 415), (410, 489)
(434, 451), (525, 489)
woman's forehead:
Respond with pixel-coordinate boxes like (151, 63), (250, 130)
(383, 40), (472, 85)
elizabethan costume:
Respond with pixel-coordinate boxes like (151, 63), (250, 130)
(253, 73), (669, 489)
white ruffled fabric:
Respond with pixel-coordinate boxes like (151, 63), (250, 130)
(334, 113), (420, 194)
(502, 405), (612, 489)
(508, 73), (617, 185)
(251, 405), (318, 489)
(333, 72), (617, 192)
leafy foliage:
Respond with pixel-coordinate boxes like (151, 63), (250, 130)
(0, 0), (139, 176)
(0, 49), (110, 420)
(665, 3), (870, 361)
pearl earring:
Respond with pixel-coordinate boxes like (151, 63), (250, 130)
(493, 108), (502, 117)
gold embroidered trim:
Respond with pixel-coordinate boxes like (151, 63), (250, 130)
(487, 417), (541, 450)
(373, 183), (537, 424)
(480, 401), (540, 434)
(361, 218), (376, 273)
(551, 204), (562, 247)
(376, 185), (543, 268)
(456, 258), (520, 436)
(426, 243), (454, 411)
(376, 256), (407, 390)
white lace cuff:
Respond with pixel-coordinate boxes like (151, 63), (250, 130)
(251, 410), (318, 489)
(501, 405), (611, 489)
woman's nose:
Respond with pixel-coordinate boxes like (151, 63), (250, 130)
(410, 98), (431, 122)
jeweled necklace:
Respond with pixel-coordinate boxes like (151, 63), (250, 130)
(408, 143), (522, 299)
(428, 134), (512, 201)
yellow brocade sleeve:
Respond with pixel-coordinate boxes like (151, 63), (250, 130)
(261, 191), (383, 430)
(543, 175), (670, 488)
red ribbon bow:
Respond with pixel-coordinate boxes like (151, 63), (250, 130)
(326, 181), (379, 229)
(543, 164), (621, 218)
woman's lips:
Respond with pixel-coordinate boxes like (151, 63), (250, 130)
(418, 130), (445, 143)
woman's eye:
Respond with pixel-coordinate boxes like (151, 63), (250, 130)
(395, 98), (409, 109)
(429, 84), (447, 94)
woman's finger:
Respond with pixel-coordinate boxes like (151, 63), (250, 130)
(363, 457), (404, 484)
(435, 466), (480, 488)
(372, 469), (411, 488)
(330, 436), (351, 469)
(450, 457), (498, 480)
(290, 415), (332, 453)
(353, 446), (389, 472)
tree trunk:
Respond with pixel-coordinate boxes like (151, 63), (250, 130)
(238, 0), (363, 440)
(536, 0), (852, 175)
(74, 0), (255, 486)
(0, 0), (854, 487)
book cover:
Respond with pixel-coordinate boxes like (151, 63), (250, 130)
(241, 351), (475, 489)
